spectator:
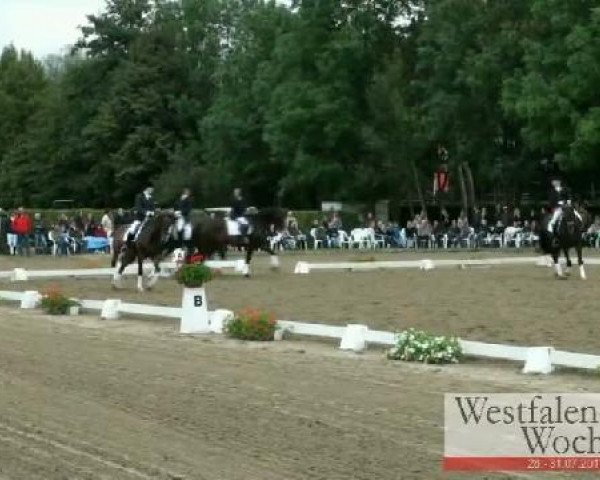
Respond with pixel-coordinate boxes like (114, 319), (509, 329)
(6, 212), (17, 255)
(309, 219), (327, 248)
(417, 217), (432, 248)
(447, 219), (460, 248)
(33, 213), (48, 254)
(327, 212), (342, 247)
(101, 210), (114, 254)
(432, 220), (446, 248)
(364, 212), (377, 229)
(13, 207), (33, 256)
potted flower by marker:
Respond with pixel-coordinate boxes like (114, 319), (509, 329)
(40, 285), (81, 316)
(176, 263), (215, 334)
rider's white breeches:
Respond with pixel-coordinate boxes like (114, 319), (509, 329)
(237, 217), (249, 226)
(176, 218), (192, 240)
(124, 220), (141, 241)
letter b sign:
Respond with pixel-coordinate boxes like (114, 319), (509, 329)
(194, 295), (203, 307)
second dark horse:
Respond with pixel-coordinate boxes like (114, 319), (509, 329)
(539, 205), (587, 280)
(187, 208), (286, 276)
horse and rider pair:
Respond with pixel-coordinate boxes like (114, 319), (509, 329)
(112, 186), (283, 290)
(122, 186), (251, 253)
(540, 168), (587, 279)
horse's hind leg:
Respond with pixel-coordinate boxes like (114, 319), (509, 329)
(563, 248), (572, 276)
(577, 244), (587, 280)
(146, 259), (160, 290)
(112, 251), (128, 289)
(552, 251), (565, 279)
(265, 242), (280, 270)
(137, 256), (145, 292)
(242, 247), (252, 277)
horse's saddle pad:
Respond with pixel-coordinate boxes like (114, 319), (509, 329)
(226, 219), (241, 236)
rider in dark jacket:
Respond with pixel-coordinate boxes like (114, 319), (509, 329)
(174, 188), (193, 249)
(125, 186), (156, 245)
(230, 188), (249, 237)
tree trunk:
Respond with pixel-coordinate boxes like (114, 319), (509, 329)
(463, 161), (476, 210)
(457, 163), (469, 219)
(410, 160), (427, 215)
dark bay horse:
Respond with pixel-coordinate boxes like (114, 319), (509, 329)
(111, 211), (176, 291)
(539, 205), (587, 280)
(188, 208), (286, 276)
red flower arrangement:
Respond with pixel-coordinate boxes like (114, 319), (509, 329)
(224, 307), (278, 341)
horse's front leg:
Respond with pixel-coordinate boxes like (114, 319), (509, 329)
(577, 243), (587, 280)
(112, 251), (128, 289)
(242, 246), (252, 277)
(146, 258), (160, 289)
(137, 256), (145, 292)
(265, 241), (280, 270)
(563, 248), (572, 276)
(552, 250), (565, 279)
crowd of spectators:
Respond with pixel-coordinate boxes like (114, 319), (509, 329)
(273, 205), (600, 251)
(0, 208), (134, 256)
(3, 204), (600, 256)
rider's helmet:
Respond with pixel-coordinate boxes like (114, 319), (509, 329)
(144, 186), (154, 197)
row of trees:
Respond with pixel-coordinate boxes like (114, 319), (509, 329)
(1, 0), (599, 209)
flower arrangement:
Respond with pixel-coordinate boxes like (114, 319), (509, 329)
(225, 307), (278, 341)
(387, 328), (462, 364)
(40, 285), (80, 315)
(176, 262), (214, 288)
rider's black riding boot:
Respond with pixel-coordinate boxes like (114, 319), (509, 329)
(240, 224), (249, 244)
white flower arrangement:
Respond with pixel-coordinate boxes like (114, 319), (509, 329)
(387, 328), (462, 364)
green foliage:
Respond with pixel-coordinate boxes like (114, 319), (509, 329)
(40, 286), (80, 315)
(224, 308), (277, 341)
(2, 0), (600, 209)
(176, 263), (214, 288)
(387, 328), (463, 364)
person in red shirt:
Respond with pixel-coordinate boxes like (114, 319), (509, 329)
(12, 207), (33, 256)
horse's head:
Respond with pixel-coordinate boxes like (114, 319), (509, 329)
(155, 210), (177, 244)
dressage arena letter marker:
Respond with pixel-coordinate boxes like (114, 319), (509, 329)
(340, 324), (369, 352)
(180, 287), (211, 334)
(523, 346), (554, 374)
(11, 268), (28, 282)
(20, 290), (40, 309)
(101, 299), (121, 320)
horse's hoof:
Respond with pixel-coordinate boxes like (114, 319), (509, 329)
(244, 274), (251, 279)
(555, 274), (567, 280)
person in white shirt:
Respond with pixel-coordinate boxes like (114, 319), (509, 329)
(101, 210), (114, 254)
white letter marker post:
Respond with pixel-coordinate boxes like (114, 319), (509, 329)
(180, 287), (211, 334)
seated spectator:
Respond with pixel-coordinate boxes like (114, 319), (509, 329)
(587, 216), (600, 247)
(447, 219), (460, 248)
(327, 212), (342, 247)
(404, 220), (417, 248)
(416, 217), (432, 248)
(309, 220), (327, 248)
(458, 219), (473, 247)
(364, 212), (377, 229)
(33, 213), (48, 253)
(432, 220), (446, 248)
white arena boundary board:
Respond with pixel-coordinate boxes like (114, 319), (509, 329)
(0, 259), (246, 281)
(0, 289), (598, 375)
(294, 256), (600, 274)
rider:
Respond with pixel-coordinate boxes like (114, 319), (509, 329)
(546, 176), (569, 235)
(546, 172), (582, 235)
(174, 188), (193, 251)
(124, 186), (157, 247)
(230, 187), (249, 238)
